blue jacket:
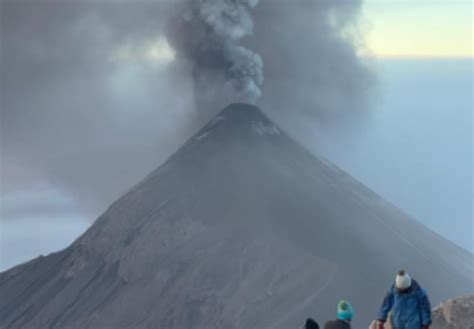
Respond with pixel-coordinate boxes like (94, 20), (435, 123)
(377, 280), (431, 329)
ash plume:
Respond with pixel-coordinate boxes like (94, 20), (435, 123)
(1, 0), (373, 217)
(166, 0), (263, 111)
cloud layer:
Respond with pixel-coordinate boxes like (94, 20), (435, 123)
(1, 0), (373, 217)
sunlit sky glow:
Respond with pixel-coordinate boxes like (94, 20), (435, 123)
(363, 1), (472, 58)
(112, 36), (175, 64)
(109, 2), (473, 63)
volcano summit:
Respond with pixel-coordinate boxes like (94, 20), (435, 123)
(1, 104), (473, 329)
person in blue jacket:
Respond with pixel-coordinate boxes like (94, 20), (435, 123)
(377, 270), (432, 329)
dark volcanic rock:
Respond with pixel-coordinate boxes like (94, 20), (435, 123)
(1, 104), (473, 329)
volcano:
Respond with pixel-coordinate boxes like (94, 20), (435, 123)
(1, 104), (473, 329)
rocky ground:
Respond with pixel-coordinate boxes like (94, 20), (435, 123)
(432, 295), (474, 329)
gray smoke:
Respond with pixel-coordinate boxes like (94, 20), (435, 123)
(166, 0), (263, 111)
(249, 0), (375, 160)
(1, 0), (373, 218)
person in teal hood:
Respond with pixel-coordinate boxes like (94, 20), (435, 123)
(377, 270), (432, 329)
(324, 300), (354, 329)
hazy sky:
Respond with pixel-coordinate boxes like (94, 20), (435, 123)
(1, 0), (472, 270)
(323, 58), (473, 253)
(364, 0), (472, 58)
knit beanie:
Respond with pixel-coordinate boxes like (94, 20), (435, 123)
(337, 300), (354, 321)
(395, 269), (412, 290)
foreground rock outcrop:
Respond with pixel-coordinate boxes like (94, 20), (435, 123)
(432, 295), (474, 329)
(1, 104), (473, 329)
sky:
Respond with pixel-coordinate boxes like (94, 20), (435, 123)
(1, 0), (473, 271)
(322, 58), (473, 253)
(364, 0), (473, 58)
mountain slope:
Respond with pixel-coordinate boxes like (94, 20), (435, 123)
(1, 103), (473, 329)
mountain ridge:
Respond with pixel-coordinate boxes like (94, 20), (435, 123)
(1, 103), (473, 329)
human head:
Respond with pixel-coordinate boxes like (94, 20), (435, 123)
(395, 269), (412, 291)
(305, 318), (319, 329)
(337, 300), (354, 321)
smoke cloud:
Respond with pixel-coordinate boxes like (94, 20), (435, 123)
(167, 0), (263, 110)
(1, 0), (373, 218)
